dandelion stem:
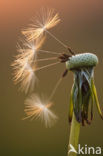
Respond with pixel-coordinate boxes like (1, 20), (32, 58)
(46, 30), (68, 49)
(68, 113), (80, 156)
(35, 61), (60, 72)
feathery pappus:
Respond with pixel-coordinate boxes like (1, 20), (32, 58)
(12, 57), (37, 93)
(15, 37), (45, 61)
(23, 94), (58, 127)
(11, 36), (45, 93)
(19, 63), (37, 93)
(22, 8), (60, 41)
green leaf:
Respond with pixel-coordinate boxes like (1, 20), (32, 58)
(69, 85), (74, 123)
(91, 78), (103, 120)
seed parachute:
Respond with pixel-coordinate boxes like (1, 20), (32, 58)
(23, 94), (58, 127)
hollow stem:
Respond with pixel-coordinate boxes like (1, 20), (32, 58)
(68, 113), (80, 156)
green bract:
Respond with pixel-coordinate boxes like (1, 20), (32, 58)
(66, 53), (98, 70)
(66, 53), (103, 125)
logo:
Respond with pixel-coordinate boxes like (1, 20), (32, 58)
(68, 144), (102, 155)
(68, 144), (77, 154)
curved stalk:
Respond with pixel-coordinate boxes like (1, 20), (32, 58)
(68, 113), (80, 156)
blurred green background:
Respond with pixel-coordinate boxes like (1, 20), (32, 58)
(1, 0), (103, 155)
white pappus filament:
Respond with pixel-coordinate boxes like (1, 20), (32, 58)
(23, 94), (58, 127)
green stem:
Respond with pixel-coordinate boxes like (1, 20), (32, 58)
(68, 113), (80, 156)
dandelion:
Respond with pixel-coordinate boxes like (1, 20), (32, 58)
(65, 53), (103, 156)
(23, 94), (58, 127)
(12, 8), (103, 156)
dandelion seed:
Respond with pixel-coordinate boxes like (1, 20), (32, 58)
(11, 36), (46, 93)
(12, 56), (37, 93)
(23, 94), (58, 127)
(16, 36), (45, 61)
(12, 57), (29, 81)
(22, 8), (60, 41)
(19, 64), (37, 93)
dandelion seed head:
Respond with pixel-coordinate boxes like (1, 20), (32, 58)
(22, 8), (60, 41)
(23, 94), (58, 127)
(66, 53), (98, 70)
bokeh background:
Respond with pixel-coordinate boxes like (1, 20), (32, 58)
(1, 0), (103, 155)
